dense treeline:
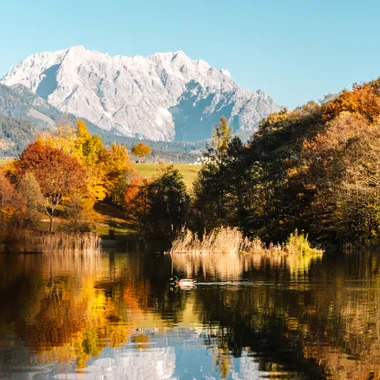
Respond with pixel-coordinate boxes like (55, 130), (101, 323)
(191, 80), (380, 244)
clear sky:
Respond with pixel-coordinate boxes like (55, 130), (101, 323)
(1, 0), (379, 108)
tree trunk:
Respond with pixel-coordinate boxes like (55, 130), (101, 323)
(49, 215), (54, 234)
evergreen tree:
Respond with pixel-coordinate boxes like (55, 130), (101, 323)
(139, 166), (190, 244)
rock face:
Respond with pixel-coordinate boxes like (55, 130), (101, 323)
(2, 46), (280, 141)
(0, 83), (65, 132)
(0, 82), (107, 136)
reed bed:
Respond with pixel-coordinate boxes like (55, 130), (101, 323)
(170, 227), (252, 255)
(40, 232), (101, 255)
(169, 227), (323, 257)
(0, 228), (101, 256)
(169, 228), (323, 279)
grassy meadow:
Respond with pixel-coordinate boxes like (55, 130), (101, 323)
(0, 159), (12, 167)
(134, 163), (200, 189)
(0, 159), (201, 189)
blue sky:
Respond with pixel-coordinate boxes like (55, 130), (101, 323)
(1, 0), (379, 108)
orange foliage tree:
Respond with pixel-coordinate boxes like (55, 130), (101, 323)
(322, 82), (380, 123)
(15, 142), (87, 233)
(131, 142), (152, 161)
(123, 178), (143, 211)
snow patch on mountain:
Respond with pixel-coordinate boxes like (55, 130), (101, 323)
(2, 46), (280, 141)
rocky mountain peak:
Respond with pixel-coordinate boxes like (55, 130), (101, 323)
(1, 46), (280, 141)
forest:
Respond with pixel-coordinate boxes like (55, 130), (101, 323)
(2, 78), (380, 248)
(191, 79), (380, 244)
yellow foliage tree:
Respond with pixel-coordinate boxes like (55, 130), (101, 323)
(212, 117), (232, 158)
(36, 120), (133, 202)
(131, 142), (152, 160)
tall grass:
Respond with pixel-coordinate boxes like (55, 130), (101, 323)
(0, 228), (101, 255)
(40, 232), (101, 255)
(169, 227), (323, 256)
(169, 227), (323, 278)
(170, 227), (252, 255)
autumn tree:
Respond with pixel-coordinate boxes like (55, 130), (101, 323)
(111, 171), (140, 208)
(322, 82), (380, 123)
(16, 172), (44, 226)
(131, 142), (152, 161)
(61, 194), (94, 233)
(190, 78), (380, 244)
(126, 178), (151, 230)
(300, 112), (380, 241)
(211, 116), (233, 159)
(38, 120), (134, 202)
(0, 172), (24, 226)
(103, 143), (132, 192)
(15, 142), (87, 233)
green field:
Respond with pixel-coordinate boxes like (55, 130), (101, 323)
(0, 159), (13, 167)
(134, 163), (200, 189)
(0, 159), (200, 189)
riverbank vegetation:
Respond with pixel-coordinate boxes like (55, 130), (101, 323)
(189, 79), (380, 245)
(0, 119), (135, 251)
(170, 227), (322, 256)
(0, 228), (101, 255)
(2, 78), (380, 253)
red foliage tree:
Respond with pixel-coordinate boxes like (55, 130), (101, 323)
(16, 142), (87, 232)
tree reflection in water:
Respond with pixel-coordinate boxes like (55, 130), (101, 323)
(1, 250), (380, 378)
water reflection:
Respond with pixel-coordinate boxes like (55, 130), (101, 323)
(170, 251), (323, 280)
(1, 250), (380, 378)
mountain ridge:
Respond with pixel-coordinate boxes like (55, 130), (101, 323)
(1, 46), (280, 141)
(0, 82), (209, 157)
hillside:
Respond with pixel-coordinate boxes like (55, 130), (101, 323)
(0, 114), (38, 156)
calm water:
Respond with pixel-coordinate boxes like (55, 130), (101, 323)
(0, 249), (380, 379)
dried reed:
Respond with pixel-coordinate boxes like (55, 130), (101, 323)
(170, 227), (252, 255)
(169, 228), (323, 279)
(0, 228), (101, 255)
(169, 227), (323, 256)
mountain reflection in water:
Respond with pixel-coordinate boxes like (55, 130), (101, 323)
(0, 249), (380, 379)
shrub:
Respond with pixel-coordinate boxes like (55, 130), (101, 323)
(284, 229), (323, 256)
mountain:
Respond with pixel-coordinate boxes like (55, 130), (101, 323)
(0, 82), (116, 138)
(0, 114), (37, 156)
(0, 82), (206, 157)
(1, 46), (280, 141)
(0, 82), (119, 155)
(0, 83), (60, 130)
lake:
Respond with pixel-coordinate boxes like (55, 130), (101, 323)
(0, 249), (379, 379)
